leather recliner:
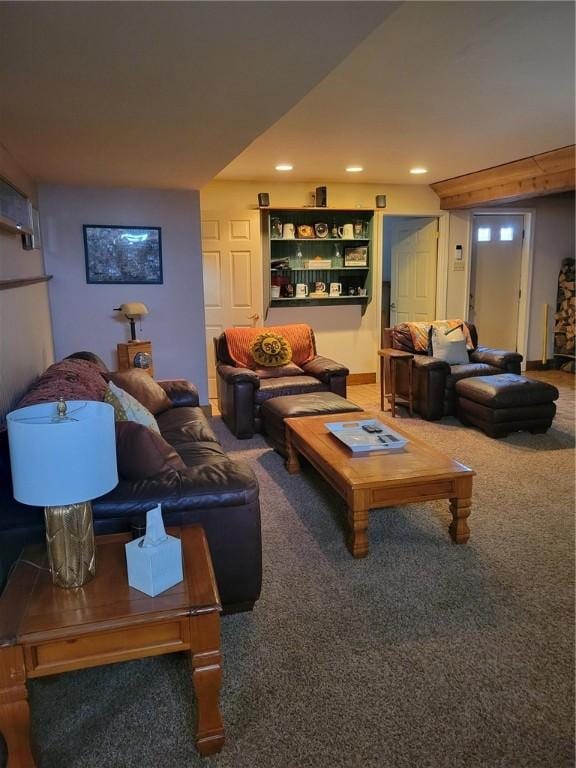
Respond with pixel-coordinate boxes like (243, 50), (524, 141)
(383, 322), (523, 421)
(214, 325), (349, 438)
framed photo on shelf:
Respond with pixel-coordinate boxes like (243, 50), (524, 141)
(83, 225), (163, 284)
(344, 246), (368, 267)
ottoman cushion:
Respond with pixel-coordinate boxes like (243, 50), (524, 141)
(455, 374), (559, 438)
(261, 392), (363, 457)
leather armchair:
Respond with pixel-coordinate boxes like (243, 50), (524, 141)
(384, 323), (522, 421)
(214, 326), (349, 438)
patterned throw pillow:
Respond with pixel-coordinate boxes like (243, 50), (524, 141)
(104, 382), (160, 433)
(250, 332), (292, 367)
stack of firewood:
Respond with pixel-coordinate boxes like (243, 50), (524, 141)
(554, 257), (575, 369)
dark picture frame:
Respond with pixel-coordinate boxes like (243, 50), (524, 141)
(83, 225), (163, 284)
(344, 246), (368, 267)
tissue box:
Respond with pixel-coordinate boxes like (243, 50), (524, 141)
(125, 534), (183, 596)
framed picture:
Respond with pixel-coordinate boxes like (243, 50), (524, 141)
(344, 246), (368, 267)
(83, 225), (163, 284)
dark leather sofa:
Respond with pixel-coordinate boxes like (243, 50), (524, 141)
(215, 324), (349, 438)
(383, 322), (523, 421)
(0, 355), (262, 613)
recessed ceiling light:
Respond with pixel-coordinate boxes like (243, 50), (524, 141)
(345, 165), (364, 173)
(410, 167), (428, 175)
(275, 163), (293, 172)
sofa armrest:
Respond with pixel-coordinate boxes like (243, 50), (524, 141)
(216, 364), (260, 388)
(412, 355), (451, 373)
(470, 346), (523, 372)
(301, 356), (349, 383)
(157, 379), (199, 407)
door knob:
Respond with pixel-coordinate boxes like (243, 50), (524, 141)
(248, 313), (260, 326)
(390, 302), (396, 309)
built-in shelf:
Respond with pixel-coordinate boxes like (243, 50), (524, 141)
(0, 275), (53, 291)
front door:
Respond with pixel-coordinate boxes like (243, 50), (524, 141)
(470, 214), (523, 351)
(201, 209), (262, 399)
(390, 217), (438, 325)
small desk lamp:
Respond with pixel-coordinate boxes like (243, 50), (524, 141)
(114, 302), (149, 341)
(7, 400), (118, 588)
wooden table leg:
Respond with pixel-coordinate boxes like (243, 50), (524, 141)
(0, 646), (35, 767)
(285, 429), (301, 474)
(389, 358), (397, 417)
(448, 477), (473, 544)
(379, 354), (385, 411)
(189, 613), (225, 757)
(407, 358), (414, 417)
(346, 506), (369, 558)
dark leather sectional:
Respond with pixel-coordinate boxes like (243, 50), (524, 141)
(0, 359), (262, 613)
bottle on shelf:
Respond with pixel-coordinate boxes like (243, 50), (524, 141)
(294, 245), (304, 269)
(333, 244), (342, 267)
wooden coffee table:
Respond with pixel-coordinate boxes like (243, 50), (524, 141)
(285, 411), (475, 558)
(0, 525), (224, 767)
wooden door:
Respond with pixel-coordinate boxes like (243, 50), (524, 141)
(202, 210), (262, 399)
(390, 217), (438, 324)
(470, 214), (523, 350)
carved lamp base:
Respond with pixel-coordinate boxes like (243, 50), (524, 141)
(44, 502), (96, 588)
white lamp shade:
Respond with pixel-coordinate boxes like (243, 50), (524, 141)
(7, 401), (118, 507)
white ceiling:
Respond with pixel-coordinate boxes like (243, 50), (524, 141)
(0, 1), (574, 190)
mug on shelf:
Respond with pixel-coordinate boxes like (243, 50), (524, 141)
(314, 281), (327, 294)
(353, 221), (364, 237)
(357, 287), (367, 297)
(338, 223), (354, 239)
(271, 285), (281, 299)
(295, 283), (309, 298)
(282, 223), (296, 239)
(329, 282), (342, 296)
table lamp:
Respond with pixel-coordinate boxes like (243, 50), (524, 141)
(114, 302), (149, 341)
(7, 400), (118, 588)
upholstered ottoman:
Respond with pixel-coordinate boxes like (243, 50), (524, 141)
(456, 374), (559, 438)
(261, 392), (363, 457)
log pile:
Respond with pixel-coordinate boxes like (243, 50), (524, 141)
(554, 257), (575, 371)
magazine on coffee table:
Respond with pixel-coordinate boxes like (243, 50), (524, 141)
(325, 418), (408, 454)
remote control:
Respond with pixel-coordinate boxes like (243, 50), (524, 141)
(362, 424), (383, 433)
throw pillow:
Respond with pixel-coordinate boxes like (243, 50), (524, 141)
(250, 332), (292, 367)
(430, 326), (470, 364)
(104, 381), (160, 433)
(253, 362), (304, 379)
(115, 421), (186, 481)
(109, 369), (171, 415)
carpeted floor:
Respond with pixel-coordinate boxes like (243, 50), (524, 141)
(11, 375), (576, 767)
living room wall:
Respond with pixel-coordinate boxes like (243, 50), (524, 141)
(39, 185), (209, 402)
(201, 180), (442, 375)
(0, 145), (54, 421)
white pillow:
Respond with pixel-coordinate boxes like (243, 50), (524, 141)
(106, 381), (160, 433)
(430, 326), (470, 364)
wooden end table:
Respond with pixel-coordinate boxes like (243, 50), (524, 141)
(0, 525), (224, 766)
(378, 348), (414, 417)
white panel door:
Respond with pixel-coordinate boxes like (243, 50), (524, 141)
(202, 210), (262, 399)
(390, 217), (438, 325)
(470, 214), (523, 351)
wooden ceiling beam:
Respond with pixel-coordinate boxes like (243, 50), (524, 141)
(431, 145), (575, 209)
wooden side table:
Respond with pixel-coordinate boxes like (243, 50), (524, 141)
(378, 348), (414, 417)
(0, 526), (224, 766)
(117, 340), (154, 377)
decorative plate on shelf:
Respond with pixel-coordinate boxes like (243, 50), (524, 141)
(314, 223), (328, 238)
(297, 224), (315, 239)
